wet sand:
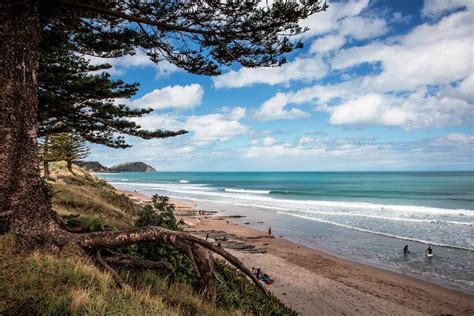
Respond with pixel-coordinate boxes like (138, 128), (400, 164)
(122, 190), (474, 315)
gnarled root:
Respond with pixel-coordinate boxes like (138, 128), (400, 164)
(95, 250), (125, 288)
(103, 250), (176, 283)
(76, 225), (268, 302)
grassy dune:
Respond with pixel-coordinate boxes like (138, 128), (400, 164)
(0, 162), (293, 315)
(0, 234), (232, 315)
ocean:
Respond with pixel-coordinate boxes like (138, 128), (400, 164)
(96, 171), (474, 293)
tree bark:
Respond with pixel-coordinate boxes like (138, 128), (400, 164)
(0, 0), (61, 249)
(43, 134), (50, 179)
(67, 160), (73, 173)
(103, 251), (177, 283)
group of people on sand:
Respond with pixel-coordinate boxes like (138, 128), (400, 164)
(403, 244), (433, 257)
(195, 209), (208, 223)
(252, 267), (274, 285)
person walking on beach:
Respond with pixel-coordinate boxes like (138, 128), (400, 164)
(403, 244), (410, 255)
(268, 226), (272, 238)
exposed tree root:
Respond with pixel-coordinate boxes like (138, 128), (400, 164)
(103, 250), (177, 283)
(76, 225), (269, 299)
(95, 250), (125, 288)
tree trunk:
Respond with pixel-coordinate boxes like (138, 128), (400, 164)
(43, 134), (50, 179)
(44, 160), (50, 179)
(0, 0), (59, 249)
(67, 160), (73, 173)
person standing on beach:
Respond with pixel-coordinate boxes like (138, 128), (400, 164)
(403, 245), (410, 255)
(268, 226), (272, 238)
(426, 245), (433, 256)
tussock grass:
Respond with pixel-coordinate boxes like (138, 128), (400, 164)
(48, 161), (140, 229)
(0, 234), (235, 315)
(0, 234), (176, 315)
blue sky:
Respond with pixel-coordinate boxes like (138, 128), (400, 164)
(88, 0), (473, 171)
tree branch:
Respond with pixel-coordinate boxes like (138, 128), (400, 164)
(77, 226), (269, 296)
(104, 251), (176, 283)
(96, 250), (125, 288)
(58, 0), (218, 36)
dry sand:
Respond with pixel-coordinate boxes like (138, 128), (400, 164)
(122, 191), (474, 315)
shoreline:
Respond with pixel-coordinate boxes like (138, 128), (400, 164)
(122, 190), (474, 315)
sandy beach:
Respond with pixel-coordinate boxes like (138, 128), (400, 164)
(123, 190), (474, 315)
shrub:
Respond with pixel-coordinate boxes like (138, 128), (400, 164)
(134, 195), (196, 283)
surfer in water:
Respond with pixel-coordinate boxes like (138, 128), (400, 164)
(403, 244), (410, 255)
(426, 245), (433, 257)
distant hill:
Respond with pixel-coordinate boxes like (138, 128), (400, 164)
(75, 161), (108, 172)
(108, 162), (156, 173)
(76, 161), (156, 173)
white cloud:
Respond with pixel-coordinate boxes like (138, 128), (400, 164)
(229, 107), (247, 120)
(86, 50), (179, 79)
(309, 35), (346, 54)
(242, 133), (474, 170)
(318, 91), (473, 129)
(185, 114), (248, 143)
(454, 74), (474, 100)
(331, 11), (474, 93)
(339, 16), (388, 40)
(213, 57), (328, 88)
(299, 0), (370, 38)
(213, 0), (391, 89)
(421, 0), (473, 17)
(262, 137), (276, 146)
(257, 5), (474, 128)
(133, 110), (249, 145)
(221, 106), (247, 120)
(127, 84), (203, 110)
(252, 92), (310, 121)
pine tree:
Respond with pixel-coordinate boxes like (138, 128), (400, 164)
(49, 133), (90, 173)
(0, 0), (328, 302)
(38, 39), (186, 149)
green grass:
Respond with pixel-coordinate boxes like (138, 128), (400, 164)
(0, 234), (177, 315)
(0, 234), (240, 315)
(48, 161), (140, 229)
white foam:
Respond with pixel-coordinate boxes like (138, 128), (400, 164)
(108, 181), (474, 217)
(291, 210), (474, 226)
(278, 212), (474, 252)
(224, 188), (270, 194)
(179, 180), (189, 183)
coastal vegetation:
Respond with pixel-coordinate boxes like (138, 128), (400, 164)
(1, 0), (326, 314)
(0, 163), (294, 315)
(39, 133), (90, 175)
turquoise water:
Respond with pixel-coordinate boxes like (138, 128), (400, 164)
(97, 171), (474, 293)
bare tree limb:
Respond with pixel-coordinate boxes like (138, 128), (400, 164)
(96, 250), (125, 288)
(78, 226), (269, 296)
(104, 251), (176, 283)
